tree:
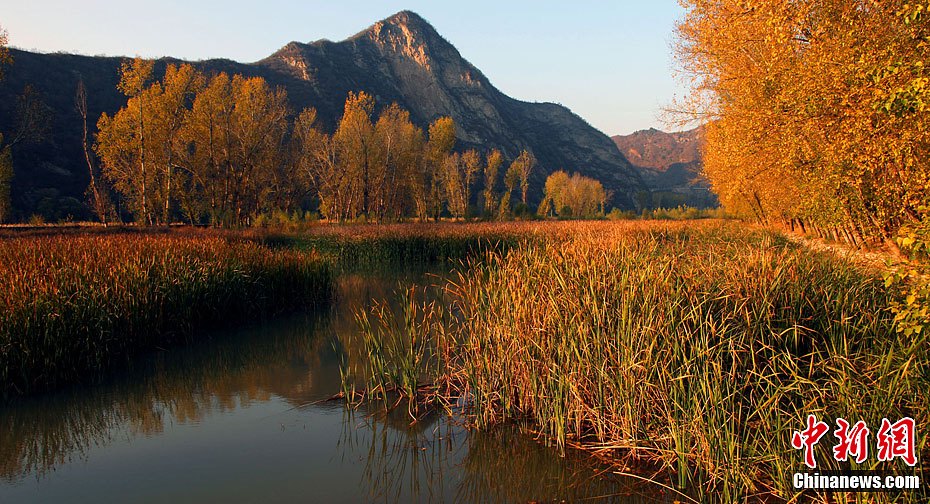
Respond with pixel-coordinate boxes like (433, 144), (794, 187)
(675, 0), (930, 242)
(0, 84), (53, 223)
(96, 67), (486, 226)
(99, 67), (289, 226)
(513, 149), (535, 205)
(539, 170), (606, 219)
(501, 155), (522, 218)
(293, 107), (341, 221)
(0, 142), (10, 223)
(180, 72), (237, 224)
(460, 149), (481, 219)
(0, 27), (9, 221)
(76, 77), (113, 224)
(8, 85), (52, 149)
(225, 75), (289, 225)
(333, 91), (375, 221)
(0, 25), (11, 81)
(102, 58), (155, 224)
(483, 149), (502, 219)
(424, 117), (456, 220)
(371, 104), (423, 221)
(149, 64), (203, 223)
(443, 152), (466, 219)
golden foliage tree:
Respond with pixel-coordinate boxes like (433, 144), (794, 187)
(334, 91), (375, 220)
(483, 149), (503, 218)
(538, 170), (606, 218)
(97, 58), (155, 224)
(676, 0), (930, 242)
(424, 117), (456, 220)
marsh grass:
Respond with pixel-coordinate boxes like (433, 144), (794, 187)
(292, 222), (533, 271)
(347, 221), (928, 502)
(0, 232), (333, 395)
(342, 285), (458, 419)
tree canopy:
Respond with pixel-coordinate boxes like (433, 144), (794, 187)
(675, 0), (930, 241)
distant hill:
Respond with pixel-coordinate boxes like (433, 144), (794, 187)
(611, 127), (716, 208)
(0, 10), (645, 221)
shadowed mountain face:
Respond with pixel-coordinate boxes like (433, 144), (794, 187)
(0, 10), (644, 221)
(611, 127), (716, 208)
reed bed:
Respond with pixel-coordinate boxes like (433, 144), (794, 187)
(349, 220), (928, 502)
(293, 222), (547, 269)
(0, 233), (332, 395)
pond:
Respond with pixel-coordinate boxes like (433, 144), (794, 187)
(0, 270), (670, 503)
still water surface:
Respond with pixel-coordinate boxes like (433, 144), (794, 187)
(0, 271), (669, 503)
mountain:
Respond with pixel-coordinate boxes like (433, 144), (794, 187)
(0, 10), (644, 221)
(611, 127), (716, 208)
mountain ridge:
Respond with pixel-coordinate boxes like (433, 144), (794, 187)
(611, 126), (716, 208)
(0, 10), (644, 220)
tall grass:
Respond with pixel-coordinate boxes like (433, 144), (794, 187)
(0, 232), (332, 395)
(349, 221), (928, 502)
(293, 222), (535, 270)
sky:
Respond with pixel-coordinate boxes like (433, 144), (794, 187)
(1, 1), (689, 136)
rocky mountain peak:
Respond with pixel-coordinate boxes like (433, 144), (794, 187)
(353, 11), (457, 71)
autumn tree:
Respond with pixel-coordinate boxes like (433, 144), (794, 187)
(390, 110), (425, 221)
(99, 67), (290, 226)
(76, 77), (114, 224)
(0, 25), (53, 223)
(333, 91), (375, 220)
(0, 145), (9, 223)
(482, 149), (502, 219)
(293, 106), (356, 222)
(149, 64), (203, 222)
(460, 149), (481, 219)
(676, 0), (930, 242)
(0, 85), (54, 222)
(492, 149), (537, 219)
(0, 28), (10, 221)
(0, 26), (10, 79)
(370, 104), (424, 221)
(97, 58), (155, 223)
(443, 152), (465, 219)
(424, 117), (456, 220)
(512, 149), (535, 205)
(98, 72), (489, 226)
(179, 72), (233, 223)
(500, 166), (516, 218)
(539, 170), (606, 218)
(223, 75), (289, 225)
(2, 85), (54, 221)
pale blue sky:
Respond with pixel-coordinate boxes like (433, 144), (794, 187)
(1, 1), (687, 135)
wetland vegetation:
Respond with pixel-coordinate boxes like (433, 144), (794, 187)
(1, 219), (927, 502)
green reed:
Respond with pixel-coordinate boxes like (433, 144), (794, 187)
(343, 285), (457, 419)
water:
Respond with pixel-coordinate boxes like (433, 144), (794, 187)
(0, 271), (670, 503)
